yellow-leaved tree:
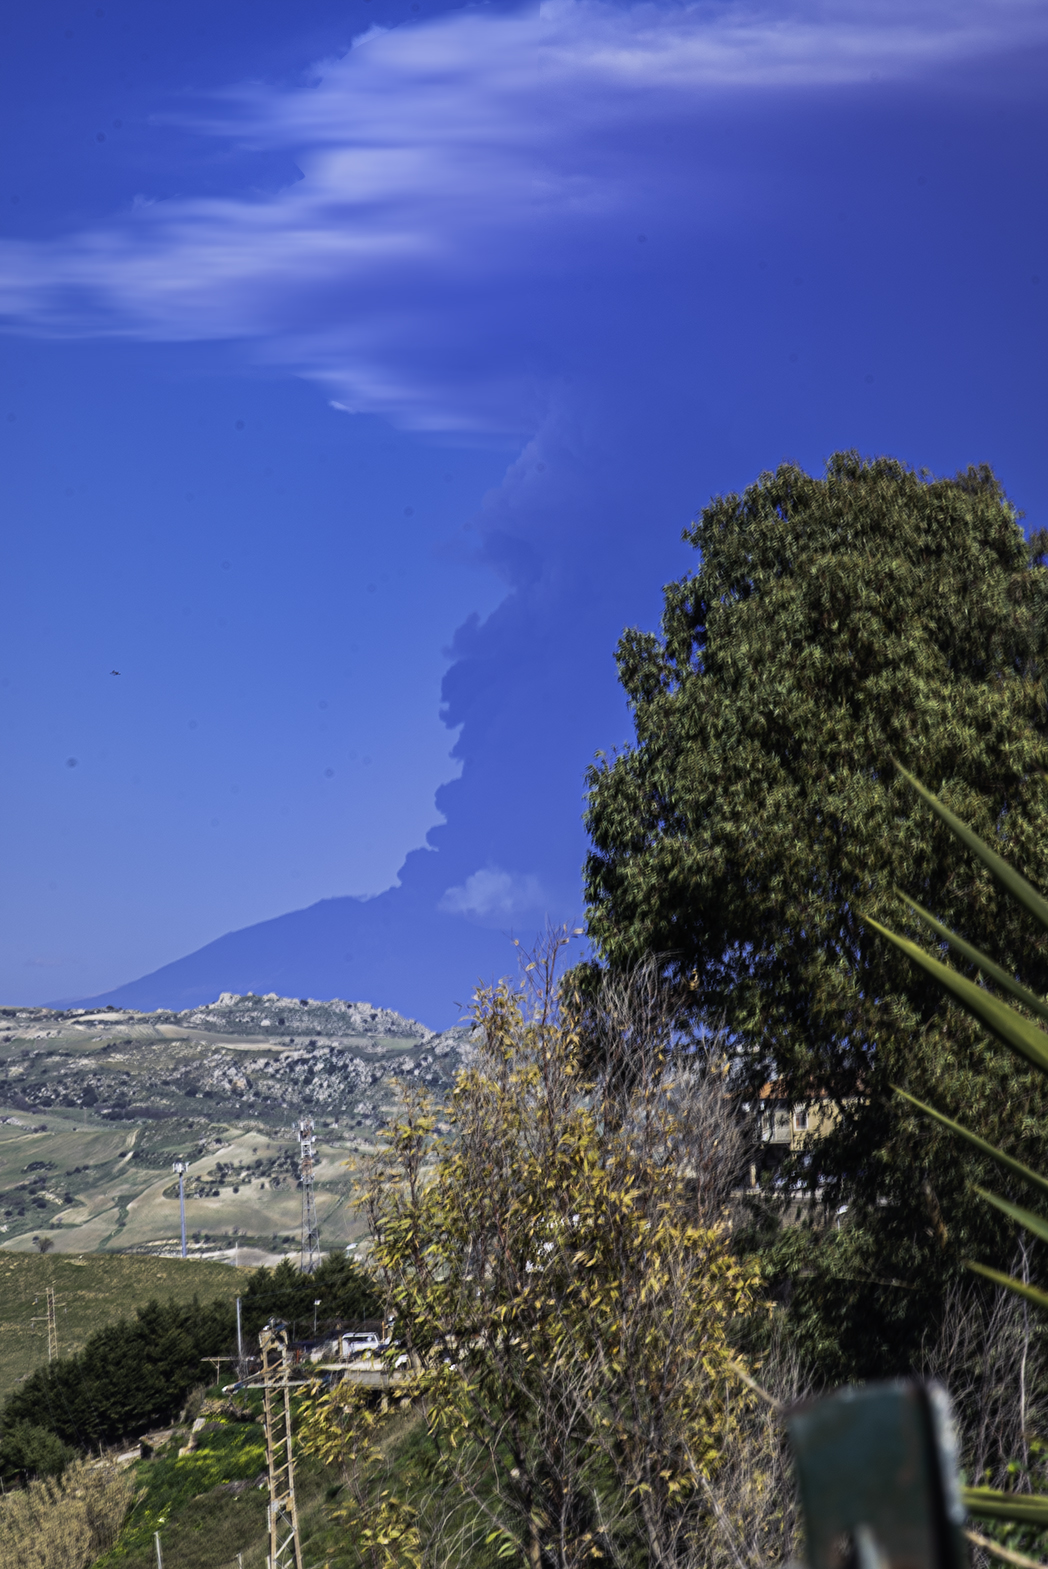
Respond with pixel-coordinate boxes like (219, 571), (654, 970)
(303, 940), (787, 1569)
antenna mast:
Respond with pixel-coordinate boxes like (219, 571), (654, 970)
(298, 1117), (320, 1274)
(172, 1161), (188, 1258)
(46, 1286), (57, 1363)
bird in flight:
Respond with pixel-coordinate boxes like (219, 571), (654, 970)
(110, 669), (120, 675)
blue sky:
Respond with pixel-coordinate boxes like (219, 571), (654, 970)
(0, 0), (1045, 1025)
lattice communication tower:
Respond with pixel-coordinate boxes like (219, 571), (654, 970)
(299, 1117), (320, 1274)
(46, 1286), (58, 1363)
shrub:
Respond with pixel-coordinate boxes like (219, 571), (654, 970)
(0, 1421), (73, 1483)
(1, 1296), (235, 1448)
(0, 1457), (135, 1569)
(306, 941), (765, 1568)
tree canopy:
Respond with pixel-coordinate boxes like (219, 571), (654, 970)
(1, 1296), (235, 1450)
(304, 951), (771, 1569)
(0, 1250), (380, 1468)
(583, 452), (1048, 1375)
(238, 1249), (380, 1338)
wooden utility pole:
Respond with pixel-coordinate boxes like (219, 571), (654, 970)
(259, 1320), (303, 1569)
(202, 1354), (234, 1387)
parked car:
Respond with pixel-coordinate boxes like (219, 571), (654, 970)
(340, 1331), (383, 1359)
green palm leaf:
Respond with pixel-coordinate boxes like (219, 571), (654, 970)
(895, 890), (1048, 1029)
(892, 761), (1048, 932)
(974, 1186), (1048, 1249)
(964, 1260), (1048, 1314)
(891, 1086), (1048, 1203)
(962, 1488), (1048, 1525)
(865, 766), (1048, 1534)
(864, 914), (1048, 1076)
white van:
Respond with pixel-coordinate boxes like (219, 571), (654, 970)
(340, 1331), (382, 1359)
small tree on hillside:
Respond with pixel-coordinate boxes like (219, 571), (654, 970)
(582, 453), (1048, 1379)
(303, 944), (771, 1569)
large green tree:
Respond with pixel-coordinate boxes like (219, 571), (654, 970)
(583, 452), (1048, 1378)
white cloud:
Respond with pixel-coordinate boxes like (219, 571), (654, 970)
(439, 866), (547, 919)
(0, 0), (1042, 430)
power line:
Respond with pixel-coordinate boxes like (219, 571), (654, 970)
(30, 1286), (59, 1362)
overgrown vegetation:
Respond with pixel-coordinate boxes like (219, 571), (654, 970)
(0, 1457), (136, 1569)
(0, 1252), (246, 1404)
(238, 1248), (380, 1339)
(1, 1296), (237, 1462)
(0, 1246), (378, 1483)
(300, 943), (797, 1569)
(92, 1410), (271, 1569)
(865, 762), (1048, 1535)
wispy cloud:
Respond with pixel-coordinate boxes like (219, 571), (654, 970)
(439, 866), (547, 919)
(0, 0), (1042, 430)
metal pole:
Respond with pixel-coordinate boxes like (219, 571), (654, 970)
(46, 1287), (58, 1362)
(237, 1295), (244, 1364)
(313, 1299), (320, 1338)
(30, 1290), (60, 1362)
(260, 1319), (304, 1569)
(173, 1161), (187, 1258)
(154, 1530), (164, 1569)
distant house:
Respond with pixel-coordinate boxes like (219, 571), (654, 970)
(747, 1082), (844, 1195)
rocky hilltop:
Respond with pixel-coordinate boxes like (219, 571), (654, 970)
(0, 994), (477, 1257)
(0, 992), (474, 1130)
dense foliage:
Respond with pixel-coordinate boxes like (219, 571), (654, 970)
(0, 1457), (136, 1569)
(0, 1420), (73, 1482)
(0, 1250), (380, 1473)
(583, 453), (1048, 1377)
(1, 1296), (236, 1452)
(302, 951), (775, 1569)
(238, 1249), (380, 1338)
(872, 766), (1048, 1528)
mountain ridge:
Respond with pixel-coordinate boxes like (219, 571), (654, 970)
(51, 884), (533, 1031)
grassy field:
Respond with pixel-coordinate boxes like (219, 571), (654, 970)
(0, 1252), (250, 1400)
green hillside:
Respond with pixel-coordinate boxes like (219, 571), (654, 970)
(93, 1411), (350, 1569)
(0, 1252), (247, 1401)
